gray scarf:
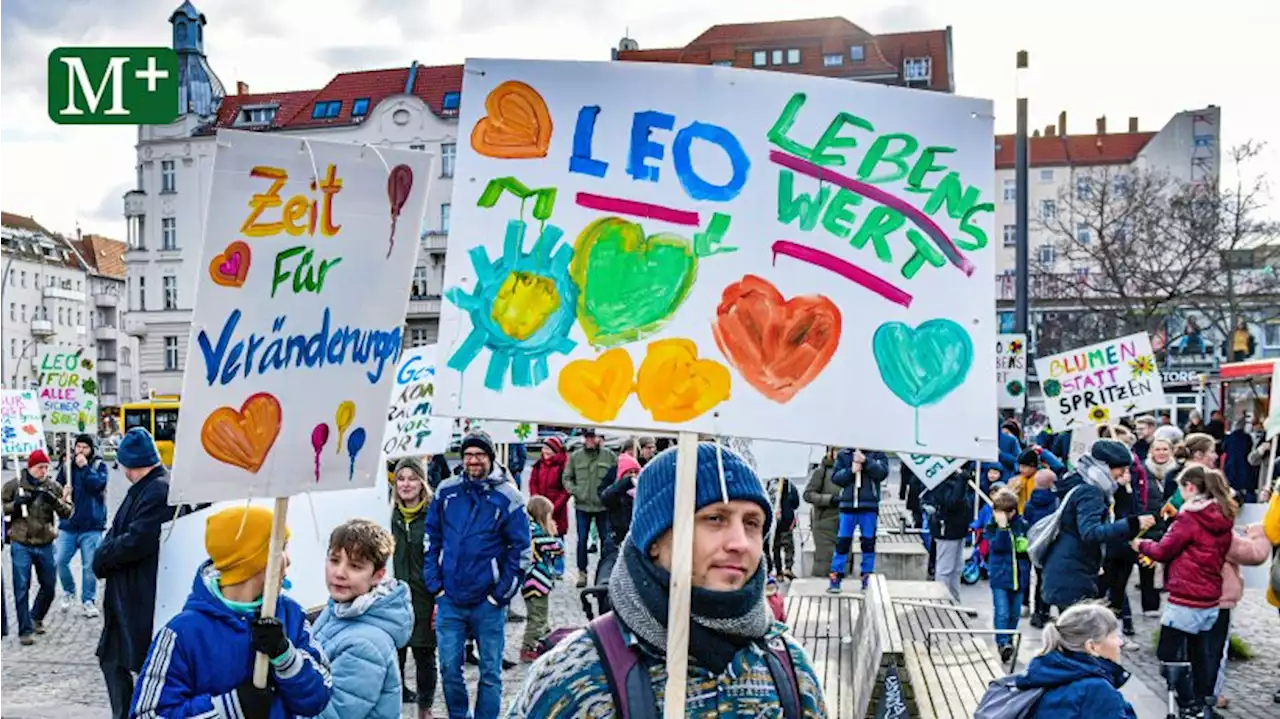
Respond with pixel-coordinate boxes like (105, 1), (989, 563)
(1076, 454), (1118, 498)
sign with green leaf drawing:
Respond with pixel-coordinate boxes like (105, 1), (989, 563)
(36, 346), (98, 434)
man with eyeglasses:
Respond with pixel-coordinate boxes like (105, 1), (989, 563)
(423, 430), (531, 719)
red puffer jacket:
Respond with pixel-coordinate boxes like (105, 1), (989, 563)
(528, 453), (570, 538)
(1138, 498), (1234, 608)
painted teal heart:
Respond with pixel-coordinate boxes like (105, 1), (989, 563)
(570, 217), (697, 348)
(872, 319), (973, 407)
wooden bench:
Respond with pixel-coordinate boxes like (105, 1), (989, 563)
(783, 590), (861, 717)
(799, 501), (929, 580)
(891, 596), (1011, 718)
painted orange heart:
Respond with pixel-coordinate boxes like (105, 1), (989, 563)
(634, 339), (730, 423)
(712, 274), (842, 403)
(558, 348), (634, 422)
(470, 81), (552, 159)
(200, 392), (282, 473)
(209, 241), (251, 288)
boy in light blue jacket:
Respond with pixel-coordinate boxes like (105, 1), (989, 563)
(311, 519), (412, 719)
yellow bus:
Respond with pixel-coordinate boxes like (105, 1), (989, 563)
(119, 393), (180, 466)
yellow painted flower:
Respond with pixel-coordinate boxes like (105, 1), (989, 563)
(1088, 406), (1111, 423)
(1129, 354), (1155, 377)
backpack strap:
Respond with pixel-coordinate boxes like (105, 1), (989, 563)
(760, 639), (802, 719)
(587, 613), (658, 719)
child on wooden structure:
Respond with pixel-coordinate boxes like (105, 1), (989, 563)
(520, 495), (564, 662)
(985, 488), (1031, 664)
(131, 505), (332, 719)
(311, 518), (412, 719)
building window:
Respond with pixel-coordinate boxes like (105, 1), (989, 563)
(122, 347), (132, 367)
(412, 266), (428, 297)
(20, 271), (26, 288)
(138, 276), (146, 311)
(20, 304), (26, 322)
(1039, 168), (1054, 182)
(352, 98), (370, 117)
(786, 49), (800, 64)
(1113, 174), (1130, 196)
(771, 49), (783, 65)
(121, 379), (132, 400)
(903, 57), (932, 82)
(441, 143), (456, 178)
(1040, 199), (1057, 222)
(163, 276), (177, 310)
(1037, 244), (1056, 265)
(1002, 225), (1016, 247)
(311, 100), (341, 119)
(76, 310), (82, 326)
(1076, 176), (1091, 200)
(164, 336), (179, 371)
(442, 92), (460, 111)
(849, 45), (865, 62)
(753, 51), (766, 66)
(823, 54), (843, 67)
(410, 327), (431, 347)
(1262, 323), (1280, 353)
(1077, 223), (1092, 244)
(1003, 179), (1016, 202)
(441, 203), (451, 234)
(9, 338), (15, 357)
(238, 106), (277, 125)
(161, 217), (177, 250)
(33, 272), (40, 287)
(161, 160), (176, 192)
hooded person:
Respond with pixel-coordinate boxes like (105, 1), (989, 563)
(1040, 440), (1155, 610)
(508, 442), (829, 718)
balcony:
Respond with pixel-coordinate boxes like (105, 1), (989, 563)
(407, 296), (442, 316)
(94, 326), (118, 341)
(97, 359), (118, 374)
(44, 285), (83, 302)
(30, 319), (53, 336)
(99, 393), (121, 407)
(422, 232), (448, 252)
(124, 314), (148, 337)
(124, 190), (146, 218)
(94, 292), (119, 308)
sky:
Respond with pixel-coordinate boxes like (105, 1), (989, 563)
(2, 0), (1278, 241)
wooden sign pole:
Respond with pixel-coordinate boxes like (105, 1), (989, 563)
(252, 497), (291, 688)
(663, 430), (699, 719)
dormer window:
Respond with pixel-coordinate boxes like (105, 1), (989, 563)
(850, 45), (865, 62)
(442, 92), (460, 112)
(352, 98), (370, 117)
(903, 57), (932, 82)
(311, 100), (342, 119)
(236, 105), (277, 126)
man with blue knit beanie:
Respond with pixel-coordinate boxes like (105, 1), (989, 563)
(510, 442), (828, 717)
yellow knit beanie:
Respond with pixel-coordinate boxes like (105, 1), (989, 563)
(205, 506), (290, 586)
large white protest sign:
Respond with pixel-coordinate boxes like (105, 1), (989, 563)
(1, 390), (46, 457)
(749, 440), (819, 479)
(898, 453), (967, 491)
(35, 346), (98, 433)
(997, 333), (1027, 410)
(382, 345), (453, 459)
(170, 131), (432, 503)
(434, 59), (997, 458)
(1034, 332), (1165, 432)
(457, 418), (537, 445)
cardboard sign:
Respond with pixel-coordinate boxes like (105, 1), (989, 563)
(382, 345), (453, 459)
(1, 390), (47, 457)
(35, 346), (98, 433)
(435, 59), (998, 460)
(170, 131), (432, 503)
(1034, 332), (1165, 432)
(996, 333), (1027, 409)
(898, 453), (967, 491)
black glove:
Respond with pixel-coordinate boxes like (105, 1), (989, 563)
(12, 492), (34, 508)
(234, 679), (275, 719)
(249, 616), (291, 660)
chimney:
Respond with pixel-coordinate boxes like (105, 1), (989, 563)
(1096, 116), (1106, 135)
(1058, 111), (1067, 136)
(1033, 129), (1041, 138)
(1045, 125), (1056, 137)
(1128, 116), (1139, 132)
(236, 81), (249, 95)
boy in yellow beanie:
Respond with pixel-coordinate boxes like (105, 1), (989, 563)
(131, 505), (333, 719)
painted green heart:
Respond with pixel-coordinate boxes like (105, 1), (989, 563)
(570, 216), (697, 348)
(872, 319), (973, 407)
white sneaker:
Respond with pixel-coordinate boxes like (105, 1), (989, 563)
(1143, 610), (1161, 618)
(83, 602), (100, 619)
(60, 594), (74, 612)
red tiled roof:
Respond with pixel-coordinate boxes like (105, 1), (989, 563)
(410, 65), (465, 119)
(875, 29), (950, 91)
(78, 234), (129, 279)
(994, 132), (1157, 169)
(216, 89), (321, 130)
(688, 17), (870, 45)
(280, 67), (409, 128)
(1, 211), (54, 236)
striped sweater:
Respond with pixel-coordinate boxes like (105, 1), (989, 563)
(504, 620), (828, 718)
(522, 521), (564, 599)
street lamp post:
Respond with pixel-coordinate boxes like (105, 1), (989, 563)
(1014, 50), (1031, 338)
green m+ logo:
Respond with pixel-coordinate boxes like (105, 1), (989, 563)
(48, 47), (179, 125)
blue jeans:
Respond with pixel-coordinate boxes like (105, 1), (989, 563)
(11, 542), (56, 637)
(55, 529), (102, 603)
(576, 510), (614, 573)
(830, 509), (878, 576)
(437, 595), (505, 719)
(991, 587), (1023, 646)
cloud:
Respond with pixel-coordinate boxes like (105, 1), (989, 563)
(314, 46), (409, 71)
(87, 182), (133, 226)
(867, 1), (937, 33)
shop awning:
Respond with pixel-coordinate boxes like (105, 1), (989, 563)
(1217, 358), (1277, 381)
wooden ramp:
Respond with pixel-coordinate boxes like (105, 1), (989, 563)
(785, 593), (861, 718)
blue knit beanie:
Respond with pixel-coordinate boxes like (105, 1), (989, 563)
(629, 442), (773, 554)
(117, 427), (161, 468)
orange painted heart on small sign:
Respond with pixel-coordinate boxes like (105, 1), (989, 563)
(200, 392), (282, 473)
(209, 241), (251, 288)
(470, 81), (553, 159)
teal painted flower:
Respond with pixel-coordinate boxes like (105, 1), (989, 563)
(1042, 378), (1062, 398)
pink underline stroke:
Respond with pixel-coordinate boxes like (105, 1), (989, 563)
(574, 192), (701, 226)
(767, 150), (975, 277)
(772, 240), (914, 308)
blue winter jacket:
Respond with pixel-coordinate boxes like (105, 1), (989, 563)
(1040, 465), (1141, 608)
(59, 456), (109, 532)
(1018, 650), (1137, 718)
(829, 449), (890, 511)
(1023, 488), (1059, 527)
(311, 580), (413, 719)
(997, 430), (1023, 478)
(985, 515), (1031, 593)
(423, 466), (532, 607)
(130, 562), (332, 719)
